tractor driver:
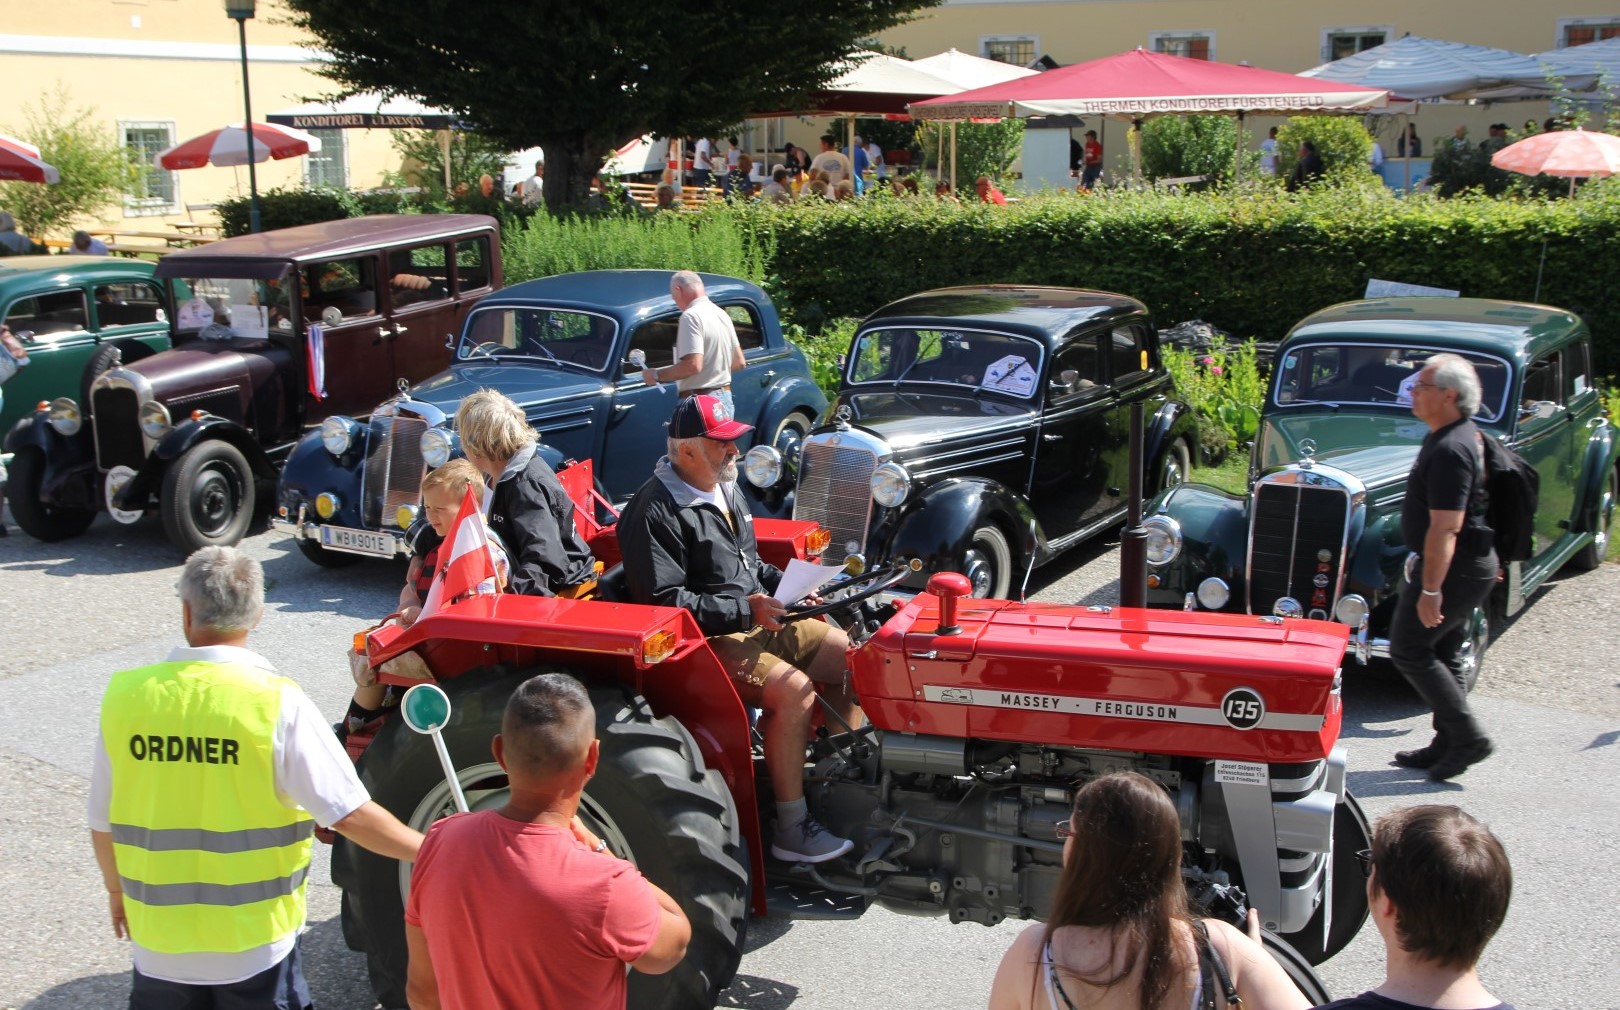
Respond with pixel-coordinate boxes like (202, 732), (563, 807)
(617, 395), (857, 864)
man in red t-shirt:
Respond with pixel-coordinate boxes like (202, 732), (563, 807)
(404, 673), (691, 1009)
(1081, 129), (1104, 190)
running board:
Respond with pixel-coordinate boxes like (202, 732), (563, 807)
(762, 879), (870, 920)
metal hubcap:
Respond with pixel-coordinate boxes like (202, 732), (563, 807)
(961, 547), (996, 597)
(191, 465), (239, 536)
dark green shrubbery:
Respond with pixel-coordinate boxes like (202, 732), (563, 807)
(216, 187), (350, 237)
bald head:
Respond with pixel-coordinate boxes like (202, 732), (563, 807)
(499, 673), (595, 782)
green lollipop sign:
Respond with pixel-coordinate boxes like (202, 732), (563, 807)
(401, 683), (468, 813)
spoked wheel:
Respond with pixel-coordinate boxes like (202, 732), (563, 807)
(160, 440), (254, 551)
(1274, 790), (1372, 966)
(960, 525), (1012, 599)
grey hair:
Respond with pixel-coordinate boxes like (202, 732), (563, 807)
(178, 546), (264, 633)
(667, 435), (703, 458)
(0, 211), (15, 232)
(1426, 353), (1482, 417)
(670, 270), (704, 297)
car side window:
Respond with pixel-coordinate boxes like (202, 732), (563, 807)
(624, 315), (680, 375)
(1049, 335), (1103, 401)
(455, 237), (492, 292)
(387, 244), (451, 307)
(93, 281), (166, 329)
(721, 303), (764, 352)
(1565, 342), (1593, 401)
(1519, 353), (1561, 425)
(303, 257), (378, 322)
(4, 290), (89, 336)
(1108, 325), (1149, 383)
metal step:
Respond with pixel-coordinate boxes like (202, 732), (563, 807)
(762, 879), (869, 920)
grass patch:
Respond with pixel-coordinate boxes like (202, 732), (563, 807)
(1194, 454), (1250, 496)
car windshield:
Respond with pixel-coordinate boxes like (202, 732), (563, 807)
(1273, 343), (1511, 422)
(847, 326), (1044, 399)
(457, 306), (617, 372)
(169, 273), (289, 341)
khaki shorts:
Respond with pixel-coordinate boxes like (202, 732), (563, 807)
(710, 620), (835, 689)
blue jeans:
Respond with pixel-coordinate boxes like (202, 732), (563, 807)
(681, 386), (734, 418)
(128, 941), (312, 1010)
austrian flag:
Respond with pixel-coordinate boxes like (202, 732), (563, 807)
(418, 486), (504, 618)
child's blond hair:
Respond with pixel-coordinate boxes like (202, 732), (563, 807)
(420, 458), (485, 499)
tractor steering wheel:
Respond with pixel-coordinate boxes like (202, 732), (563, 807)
(783, 560), (920, 622)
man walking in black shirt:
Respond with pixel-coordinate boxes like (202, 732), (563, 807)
(1391, 354), (1497, 781)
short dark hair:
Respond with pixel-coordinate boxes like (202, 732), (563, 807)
(501, 673), (595, 779)
(1370, 805), (1511, 969)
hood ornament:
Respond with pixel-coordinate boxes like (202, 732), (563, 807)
(396, 377), (411, 396)
(833, 403), (853, 429)
(1298, 437), (1317, 468)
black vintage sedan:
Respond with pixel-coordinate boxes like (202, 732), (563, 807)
(744, 286), (1200, 597)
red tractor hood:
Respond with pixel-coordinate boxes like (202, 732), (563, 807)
(850, 593), (1347, 764)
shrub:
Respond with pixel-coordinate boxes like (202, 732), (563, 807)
(1276, 116), (1376, 186)
(1163, 340), (1265, 460)
(216, 187), (349, 237)
(1140, 115), (1258, 185)
(0, 88), (135, 238)
(916, 120), (1025, 187)
(786, 317), (859, 398)
(501, 206), (772, 286)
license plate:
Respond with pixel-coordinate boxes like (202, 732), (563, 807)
(319, 525), (395, 557)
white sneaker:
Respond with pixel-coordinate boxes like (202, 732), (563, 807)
(771, 814), (853, 864)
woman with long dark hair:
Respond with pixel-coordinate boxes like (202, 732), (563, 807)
(988, 772), (1310, 1010)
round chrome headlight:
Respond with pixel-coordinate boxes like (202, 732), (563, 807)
(47, 397), (82, 436)
(315, 492), (341, 520)
(870, 462), (912, 508)
(1142, 515), (1182, 566)
(1334, 593), (1370, 628)
(321, 415), (360, 456)
(139, 400), (172, 440)
(1273, 596), (1304, 620)
(1196, 577), (1231, 610)
(743, 445), (783, 488)
(420, 427), (455, 469)
(396, 503), (420, 529)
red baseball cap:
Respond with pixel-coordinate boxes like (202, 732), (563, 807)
(669, 394), (753, 441)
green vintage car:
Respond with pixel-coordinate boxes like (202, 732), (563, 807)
(0, 256), (171, 436)
(1141, 297), (1618, 685)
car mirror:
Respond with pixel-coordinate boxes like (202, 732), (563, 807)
(444, 333), (455, 350)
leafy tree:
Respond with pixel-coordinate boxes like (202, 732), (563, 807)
(385, 129), (510, 204)
(1140, 115), (1259, 185)
(0, 88), (134, 238)
(282, 0), (939, 210)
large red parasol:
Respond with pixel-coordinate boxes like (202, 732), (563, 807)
(158, 121), (321, 170)
(0, 131), (61, 184)
(1490, 129), (1620, 194)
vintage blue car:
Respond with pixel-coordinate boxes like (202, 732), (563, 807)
(273, 270), (826, 565)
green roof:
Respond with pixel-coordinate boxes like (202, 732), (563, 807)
(1288, 297), (1585, 363)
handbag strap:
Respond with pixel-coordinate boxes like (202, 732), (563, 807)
(1193, 920), (1241, 1009)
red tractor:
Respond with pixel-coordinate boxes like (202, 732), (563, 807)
(332, 462), (1369, 1009)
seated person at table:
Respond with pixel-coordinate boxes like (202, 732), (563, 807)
(617, 395), (857, 864)
(455, 389), (597, 598)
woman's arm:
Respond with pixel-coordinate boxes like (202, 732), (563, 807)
(1206, 918), (1310, 1010)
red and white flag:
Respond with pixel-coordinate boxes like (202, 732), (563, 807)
(418, 486), (503, 618)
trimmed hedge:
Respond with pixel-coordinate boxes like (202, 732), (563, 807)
(739, 183), (1620, 369)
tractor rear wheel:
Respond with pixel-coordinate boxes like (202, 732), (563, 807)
(334, 669), (749, 1010)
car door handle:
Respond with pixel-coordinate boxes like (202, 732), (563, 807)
(1043, 433), (1064, 442)
(394, 324), (408, 335)
(376, 327), (395, 342)
(613, 403), (634, 415)
(760, 369), (776, 386)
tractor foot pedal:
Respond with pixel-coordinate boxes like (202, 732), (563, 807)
(763, 880), (870, 920)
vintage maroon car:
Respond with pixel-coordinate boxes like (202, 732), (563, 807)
(5, 215), (500, 551)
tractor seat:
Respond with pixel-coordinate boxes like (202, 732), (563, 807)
(594, 564), (628, 603)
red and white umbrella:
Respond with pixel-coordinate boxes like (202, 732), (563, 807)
(0, 131), (61, 184)
(1491, 129), (1620, 189)
(158, 121), (321, 170)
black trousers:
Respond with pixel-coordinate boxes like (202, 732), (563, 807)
(1388, 557), (1495, 750)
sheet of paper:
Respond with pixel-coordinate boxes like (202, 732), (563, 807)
(772, 558), (843, 606)
(230, 303), (268, 341)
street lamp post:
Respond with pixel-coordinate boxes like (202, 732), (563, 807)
(223, 0), (261, 234)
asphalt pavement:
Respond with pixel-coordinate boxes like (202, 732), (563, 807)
(1, 514), (1615, 1009)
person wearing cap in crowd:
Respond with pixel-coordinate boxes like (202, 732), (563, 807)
(617, 395), (858, 864)
(639, 270), (745, 417)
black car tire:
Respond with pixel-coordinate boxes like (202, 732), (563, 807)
(297, 538), (365, 568)
(160, 440), (255, 551)
(6, 447), (95, 541)
(961, 524), (1012, 599)
(1273, 790), (1371, 966)
(1261, 927), (1333, 1004)
(337, 670), (748, 1010)
(1569, 465), (1616, 572)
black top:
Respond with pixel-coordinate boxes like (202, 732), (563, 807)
(1401, 417), (1497, 579)
(1319, 991), (1515, 1010)
(487, 449), (596, 596)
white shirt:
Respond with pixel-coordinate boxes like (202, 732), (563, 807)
(1260, 138), (1279, 174)
(520, 173), (544, 207)
(1370, 141), (1385, 169)
(693, 138), (712, 172)
(89, 644), (371, 985)
(674, 295), (742, 393)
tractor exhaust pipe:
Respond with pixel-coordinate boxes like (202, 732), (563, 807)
(1118, 401), (1147, 608)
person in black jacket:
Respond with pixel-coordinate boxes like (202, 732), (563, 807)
(1286, 140), (1324, 192)
(455, 389), (597, 598)
(617, 395), (855, 864)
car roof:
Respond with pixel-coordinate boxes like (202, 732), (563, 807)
(153, 214), (498, 277)
(1288, 297), (1585, 362)
(475, 270), (769, 320)
(862, 286), (1147, 344)
(0, 256), (157, 285)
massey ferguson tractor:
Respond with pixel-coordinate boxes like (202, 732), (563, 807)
(332, 462), (1369, 1009)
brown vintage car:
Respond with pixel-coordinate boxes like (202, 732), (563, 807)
(5, 215), (500, 552)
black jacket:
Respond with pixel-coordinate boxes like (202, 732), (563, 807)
(487, 447), (596, 596)
(618, 457), (782, 636)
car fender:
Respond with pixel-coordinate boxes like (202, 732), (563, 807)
(749, 374), (827, 438)
(278, 427), (369, 528)
(1573, 420), (1618, 534)
(4, 411), (99, 508)
(884, 477), (1040, 579)
(1146, 398), (1199, 465)
(116, 417), (278, 510)
(1144, 482), (1249, 610)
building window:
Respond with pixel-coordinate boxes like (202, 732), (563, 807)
(122, 121), (177, 216)
(304, 128), (347, 189)
(1150, 32), (1214, 61)
(981, 36), (1037, 67)
(1558, 18), (1620, 47)
(1323, 27), (1389, 62)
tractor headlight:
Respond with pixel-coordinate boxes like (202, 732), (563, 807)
(47, 397), (82, 436)
(315, 492), (341, 520)
(138, 401), (172, 440)
(743, 445), (783, 488)
(321, 415), (360, 455)
(420, 427), (455, 469)
(1196, 577), (1230, 610)
(870, 462), (911, 508)
(1142, 515), (1182, 566)
(1334, 593), (1369, 628)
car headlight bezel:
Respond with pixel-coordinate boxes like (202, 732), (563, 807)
(321, 415), (360, 456)
(1195, 576), (1230, 610)
(1334, 593), (1370, 628)
(420, 427), (456, 469)
(139, 400), (172, 440)
(743, 445), (783, 488)
(1142, 515), (1182, 566)
(47, 397), (82, 436)
(870, 461), (912, 508)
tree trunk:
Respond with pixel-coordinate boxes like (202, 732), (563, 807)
(540, 137), (616, 213)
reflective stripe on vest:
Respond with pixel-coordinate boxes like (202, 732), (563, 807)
(101, 660), (314, 956)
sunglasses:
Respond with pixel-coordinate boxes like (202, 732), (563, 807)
(1055, 820), (1077, 840)
(1355, 848), (1374, 878)
(1411, 380), (1440, 392)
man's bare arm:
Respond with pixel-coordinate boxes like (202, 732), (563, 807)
(405, 922), (442, 1009)
(646, 352), (704, 385)
(332, 801), (424, 862)
(629, 882), (692, 975)
(90, 830), (128, 939)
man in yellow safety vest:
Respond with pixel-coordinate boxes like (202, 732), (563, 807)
(89, 545), (424, 1007)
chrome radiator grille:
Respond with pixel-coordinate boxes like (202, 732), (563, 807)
(360, 412), (428, 528)
(1247, 478), (1352, 620)
(793, 438), (877, 566)
(92, 386), (144, 471)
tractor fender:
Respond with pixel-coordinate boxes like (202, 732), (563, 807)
(1573, 420), (1618, 534)
(115, 417), (278, 512)
(1143, 482), (1248, 610)
(886, 477), (1042, 578)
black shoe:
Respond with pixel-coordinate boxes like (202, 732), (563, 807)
(1393, 739), (1446, 769)
(1428, 738), (1494, 781)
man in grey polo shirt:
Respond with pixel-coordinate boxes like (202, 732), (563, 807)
(640, 270), (745, 417)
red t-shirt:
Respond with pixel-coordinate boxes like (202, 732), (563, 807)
(405, 810), (663, 1010)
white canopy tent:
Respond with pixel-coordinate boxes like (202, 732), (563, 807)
(912, 50), (1042, 187)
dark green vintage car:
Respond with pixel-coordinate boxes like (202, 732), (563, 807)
(0, 256), (171, 436)
(1142, 297), (1618, 685)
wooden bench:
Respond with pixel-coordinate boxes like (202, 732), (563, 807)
(621, 181), (726, 210)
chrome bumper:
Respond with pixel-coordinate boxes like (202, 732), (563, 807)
(271, 503), (413, 558)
